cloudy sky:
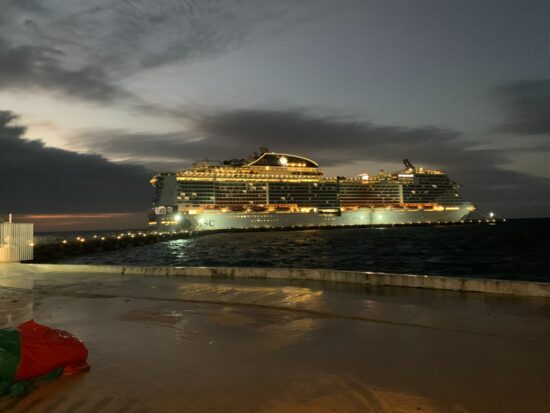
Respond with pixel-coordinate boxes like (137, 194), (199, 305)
(1, 0), (550, 230)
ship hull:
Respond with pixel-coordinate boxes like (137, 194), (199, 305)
(181, 204), (473, 232)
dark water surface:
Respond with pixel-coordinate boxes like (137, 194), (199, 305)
(58, 219), (550, 282)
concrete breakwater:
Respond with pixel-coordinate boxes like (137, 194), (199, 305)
(32, 219), (501, 262)
(32, 231), (190, 262)
(16, 263), (550, 298)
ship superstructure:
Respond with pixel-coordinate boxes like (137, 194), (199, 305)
(149, 149), (474, 231)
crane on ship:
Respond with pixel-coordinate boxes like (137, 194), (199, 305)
(403, 159), (416, 172)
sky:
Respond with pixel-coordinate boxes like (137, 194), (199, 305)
(1, 0), (550, 230)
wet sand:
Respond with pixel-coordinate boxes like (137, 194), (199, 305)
(0, 265), (549, 412)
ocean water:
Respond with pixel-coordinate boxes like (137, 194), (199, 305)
(55, 218), (550, 282)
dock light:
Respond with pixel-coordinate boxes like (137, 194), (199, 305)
(489, 211), (495, 218)
(62, 240), (67, 244)
(101, 237), (106, 240)
(174, 213), (182, 223)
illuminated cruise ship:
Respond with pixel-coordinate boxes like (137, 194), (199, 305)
(149, 149), (475, 232)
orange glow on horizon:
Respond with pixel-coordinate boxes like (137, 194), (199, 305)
(12, 212), (148, 232)
(21, 213), (135, 220)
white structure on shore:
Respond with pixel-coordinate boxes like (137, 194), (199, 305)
(0, 214), (33, 262)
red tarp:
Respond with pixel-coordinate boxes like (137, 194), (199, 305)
(15, 320), (89, 381)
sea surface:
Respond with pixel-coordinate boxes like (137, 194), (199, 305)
(52, 218), (550, 282)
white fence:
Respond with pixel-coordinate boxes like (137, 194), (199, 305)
(0, 223), (34, 262)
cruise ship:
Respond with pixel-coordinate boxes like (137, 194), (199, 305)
(148, 149), (475, 232)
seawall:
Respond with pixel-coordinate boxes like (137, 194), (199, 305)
(10, 263), (550, 298)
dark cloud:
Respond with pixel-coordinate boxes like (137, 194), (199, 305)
(0, 111), (152, 214)
(76, 109), (505, 169)
(0, 38), (130, 103)
(0, 0), (339, 100)
(73, 108), (550, 217)
(41, 0), (336, 72)
(0, 0), (44, 16)
(195, 110), (503, 169)
(491, 79), (550, 135)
